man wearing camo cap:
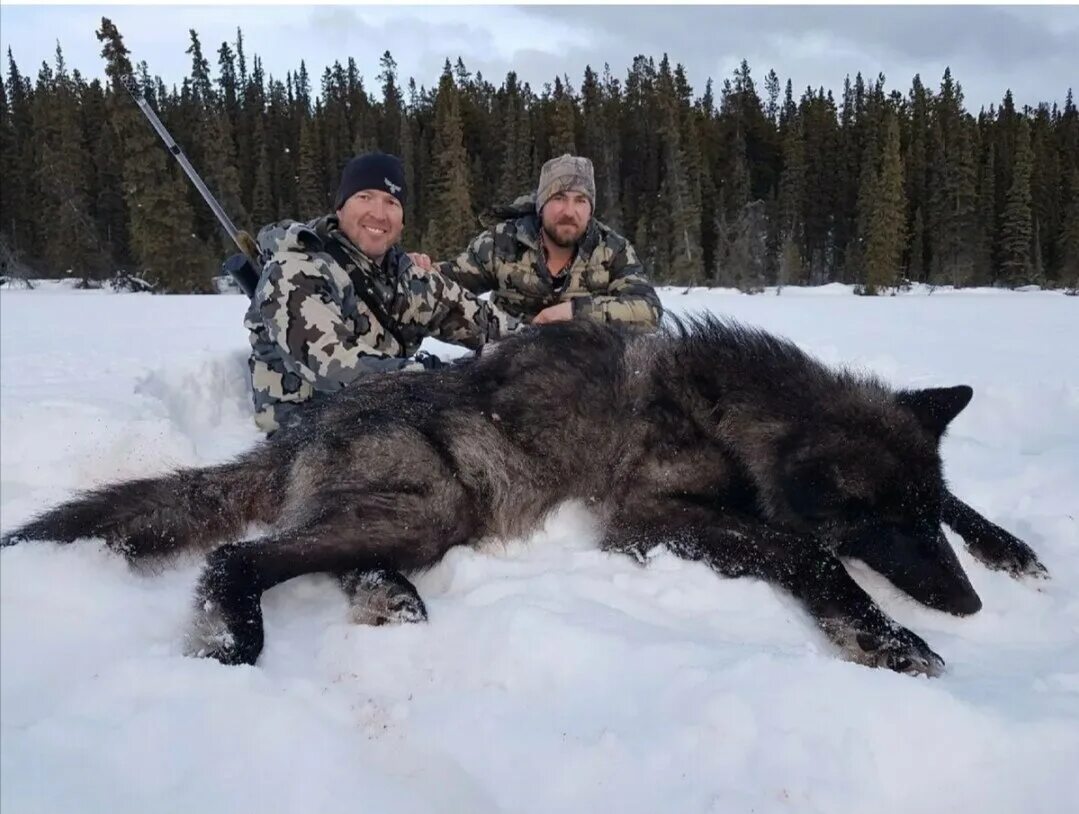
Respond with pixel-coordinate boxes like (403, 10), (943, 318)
(411, 153), (662, 328)
(244, 152), (520, 433)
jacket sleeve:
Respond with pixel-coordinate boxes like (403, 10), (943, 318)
(436, 229), (498, 295)
(396, 263), (521, 351)
(256, 247), (413, 393)
(571, 239), (664, 328)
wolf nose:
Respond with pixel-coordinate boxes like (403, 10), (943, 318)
(947, 588), (983, 616)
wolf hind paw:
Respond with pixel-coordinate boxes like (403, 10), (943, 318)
(344, 570), (429, 627)
(184, 599), (263, 666)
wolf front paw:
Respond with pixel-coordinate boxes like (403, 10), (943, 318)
(967, 532), (1049, 581)
(824, 619), (945, 677)
(943, 495), (1049, 581)
(854, 629), (945, 677)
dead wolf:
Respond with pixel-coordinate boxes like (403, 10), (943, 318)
(1, 317), (1047, 676)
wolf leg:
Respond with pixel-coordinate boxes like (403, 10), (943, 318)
(187, 481), (476, 665)
(942, 491), (1048, 579)
(604, 506), (944, 677)
(339, 569), (428, 626)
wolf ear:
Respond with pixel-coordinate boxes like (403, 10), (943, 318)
(896, 385), (973, 437)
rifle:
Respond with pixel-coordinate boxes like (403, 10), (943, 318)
(121, 74), (261, 298)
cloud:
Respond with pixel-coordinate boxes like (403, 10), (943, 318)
(511, 5), (1078, 108)
(2, 5), (1074, 109)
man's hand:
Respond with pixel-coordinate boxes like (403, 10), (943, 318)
(532, 301), (574, 325)
(408, 252), (434, 271)
(401, 350), (444, 372)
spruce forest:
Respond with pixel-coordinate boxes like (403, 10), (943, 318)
(1, 18), (1077, 293)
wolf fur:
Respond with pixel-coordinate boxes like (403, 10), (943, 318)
(1, 317), (1047, 675)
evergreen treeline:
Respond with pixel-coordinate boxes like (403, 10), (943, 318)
(1, 18), (1077, 293)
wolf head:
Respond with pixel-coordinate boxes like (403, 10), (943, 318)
(767, 384), (981, 615)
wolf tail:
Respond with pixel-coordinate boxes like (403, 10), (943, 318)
(1, 451), (281, 559)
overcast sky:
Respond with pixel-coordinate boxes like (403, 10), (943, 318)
(2, 4), (1077, 112)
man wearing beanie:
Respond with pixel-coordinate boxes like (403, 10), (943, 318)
(416, 153), (661, 328)
(244, 152), (519, 433)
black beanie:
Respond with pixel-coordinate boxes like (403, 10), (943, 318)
(334, 153), (407, 210)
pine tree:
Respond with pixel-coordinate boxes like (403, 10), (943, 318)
(182, 30), (248, 245)
(251, 124), (274, 227)
(496, 71), (531, 202)
(0, 68), (14, 254)
(864, 112), (906, 293)
(905, 74), (932, 279)
(999, 117), (1034, 285)
(549, 95), (577, 156)
(265, 77), (293, 218)
(776, 115), (806, 283)
(580, 66), (608, 209)
(1028, 105), (1059, 281)
(234, 30), (258, 209)
(399, 109), (418, 244)
(764, 69), (781, 124)
(34, 44), (102, 278)
(621, 55), (661, 267)
(5, 50), (37, 254)
(833, 74), (857, 280)
(657, 99), (703, 284)
(846, 78), (884, 283)
(296, 113), (325, 218)
(206, 110), (249, 237)
(800, 88), (841, 280)
(597, 65), (624, 228)
(91, 104), (129, 264)
(725, 126), (750, 219)
(973, 134), (997, 284)
(97, 17), (211, 291)
(423, 65), (473, 258)
(943, 120), (977, 285)
(377, 51), (403, 155)
(909, 207), (926, 282)
(1057, 161), (1079, 289)
(217, 41), (239, 123)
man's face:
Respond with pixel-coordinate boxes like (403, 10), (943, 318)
(540, 190), (592, 248)
(336, 188), (404, 261)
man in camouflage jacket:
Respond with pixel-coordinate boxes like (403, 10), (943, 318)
(413, 154), (662, 329)
(245, 153), (519, 432)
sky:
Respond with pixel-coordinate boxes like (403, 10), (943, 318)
(1, 4), (1077, 112)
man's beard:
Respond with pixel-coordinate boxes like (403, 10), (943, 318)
(542, 220), (585, 248)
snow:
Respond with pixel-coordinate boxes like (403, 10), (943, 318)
(2, 284), (1077, 813)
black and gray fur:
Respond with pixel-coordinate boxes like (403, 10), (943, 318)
(1, 318), (1047, 675)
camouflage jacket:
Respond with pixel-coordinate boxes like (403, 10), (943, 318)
(437, 207), (663, 328)
(244, 215), (519, 432)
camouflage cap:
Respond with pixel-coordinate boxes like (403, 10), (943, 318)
(536, 154), (595, 212)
